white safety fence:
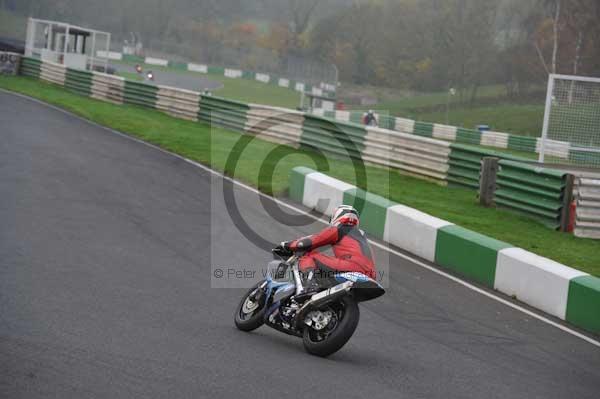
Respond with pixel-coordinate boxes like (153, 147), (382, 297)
(156, 85), (200, 121)
(245, 104), (304, 146)
(363, 126), (451, 181)
(39, 61), (66, 85)
(91, 73), (125, 104)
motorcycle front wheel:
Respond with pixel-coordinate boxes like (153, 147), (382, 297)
(234, 281), (267, 332)
(302, 296), (360, 357)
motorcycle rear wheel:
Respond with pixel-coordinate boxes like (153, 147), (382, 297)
(234, 281), (267, 332)
(302, 296), (360, 357)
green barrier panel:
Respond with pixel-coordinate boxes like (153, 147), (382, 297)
(289, 166), (315, 202)
(435, 225), (511, 287)
(447, 145), (485, 188)
(198, 95), (249, 132)
(566, 275), (600, 334)
(300, 115), (366, 160)
(65, 68), (93, 97)
(413, 121), (434, 138)
(207, 66), (225, 75)
(378, 115), (395, 130)
(168, 61), (188, 70)
(456, 128), (482, 145)
(19, 57), (41, 78)
(568, 149), (600, 166)
(494, 160), (566, 228)
(343, 188), (394, 239)
(123, 80), (158, 108)
(448, 144), (531, 189)
(507, 135), (537, 153)
(242, 70), (255, 80)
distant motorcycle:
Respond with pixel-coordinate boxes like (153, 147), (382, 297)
(135, 64), (143, 74)
(234, 248), (385, 357)
(146, 71), (154, 81)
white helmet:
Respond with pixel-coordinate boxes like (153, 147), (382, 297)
(330, 205), (359, 227)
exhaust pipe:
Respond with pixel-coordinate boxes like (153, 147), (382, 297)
(293, 281), (353, 329)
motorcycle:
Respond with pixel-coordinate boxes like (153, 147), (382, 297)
(234, 248), (385, 357)
(146, 71), (155, 81)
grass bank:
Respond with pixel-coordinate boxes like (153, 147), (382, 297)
(113, 60), (301, 109)
(417, 103), (544, 136)
(116, 71), (144, 82)
(350, 84), (545, 137)
(0, 75), (597, 276)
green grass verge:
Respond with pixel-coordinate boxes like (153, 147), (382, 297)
(1, 75), (597, 277)
(116, 71), (144, 82)
(352, 84), (545, 137)
(114, 60), (301, 109)
(418, 103), (545, 137)
(208, 73), (300, 109)
(371, 85), (509, 112)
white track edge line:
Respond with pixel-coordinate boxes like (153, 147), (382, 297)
(3, 88), (599, 348)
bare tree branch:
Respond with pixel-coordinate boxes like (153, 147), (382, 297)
(534, 40), (550, 75)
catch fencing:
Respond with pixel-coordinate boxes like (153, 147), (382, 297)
(540, 74), (600, 168)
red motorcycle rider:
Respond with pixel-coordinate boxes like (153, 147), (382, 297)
(277, 205), (376, 289)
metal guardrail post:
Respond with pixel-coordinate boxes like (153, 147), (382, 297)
(559, 174), (575, 232)
(479, 157), (499, 207)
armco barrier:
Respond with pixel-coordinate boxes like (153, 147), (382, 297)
(574, 177), (600, 239)
(288, 166), (600, 335)
(156, 85), (200, 121)
(65, 68), (93, 97)
(363, 126), (451, 181)
(198, 95), (249, 132)
(494, 161), (568, 229)
(123, 80), (158, 108)
(447, 144), (528, 189)
(19, 57), (41, 78)
(244, 104), (304, 146)
(39, 60), (66, 86)
(16, 56), (589, 233)
(321, 110), (576, 161)
(447, 144), (486, 188)
(300, 115), (366, 160)
(91, 73), (125, 104)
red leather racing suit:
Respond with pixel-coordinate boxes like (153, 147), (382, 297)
(287, 224), (376, 279)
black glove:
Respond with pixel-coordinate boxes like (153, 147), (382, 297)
(273, 241), (293, 258)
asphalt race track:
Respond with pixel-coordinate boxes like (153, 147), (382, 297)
(111, 63), (223, 92)
(1, 90), (599, 399)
